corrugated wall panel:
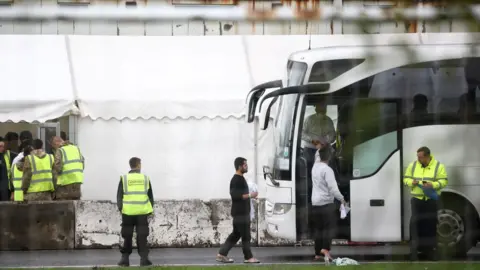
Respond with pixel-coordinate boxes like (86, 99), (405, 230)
(0, 0), (476, 36)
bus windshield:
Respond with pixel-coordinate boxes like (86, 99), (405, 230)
(272, 61), (307, 181)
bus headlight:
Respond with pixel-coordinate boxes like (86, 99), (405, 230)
(273, 203), (292, 215)
(265, 200), (274, 216)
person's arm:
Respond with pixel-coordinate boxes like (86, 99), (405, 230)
(324, 117), (336, 144)
(21, 157), (32, 193)
(117, 176), (124, 212)
(324, 168), (344, 203)
(52, 149), (63, 184)
(147, 179), (154, 208)
(8, 166), (14, 193)
(78, 146), (85, 170)
(230, 177), (250, 201)
(403, 162), (416, 187)
(433, 164), (448, 190)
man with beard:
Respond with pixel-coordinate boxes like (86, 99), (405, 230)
(216, 157), (260, 264)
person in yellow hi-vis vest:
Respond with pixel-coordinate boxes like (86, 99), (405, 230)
(51, 136), (84, 200)
(403, 146), (448, 261)
(22, 139), (55, 201)
(9, 146), (33, 202)
(117, 157), (154, 267)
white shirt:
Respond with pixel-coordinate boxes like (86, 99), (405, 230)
(12, 152), (24, 166)
(302, 113), (336, 149)
(311, 161), (344, 206)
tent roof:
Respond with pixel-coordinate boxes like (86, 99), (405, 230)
(0, 36), (76, 123)
(70, 35), (254, 120)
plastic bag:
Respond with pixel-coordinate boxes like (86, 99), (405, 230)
(340, 203), (350, 219)
(332, 257), (359, 266)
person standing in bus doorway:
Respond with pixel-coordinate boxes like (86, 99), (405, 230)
(117, 157), (154, 267)
(216, 157), (260, 264)
(302, 101), (336, 176)
(404, 146), (448, 261)
(311, 146), (345, 264)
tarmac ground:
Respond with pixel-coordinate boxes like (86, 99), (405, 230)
(1, 245), (480, 268)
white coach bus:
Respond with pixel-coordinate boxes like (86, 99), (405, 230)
(246, 33), (480, 257)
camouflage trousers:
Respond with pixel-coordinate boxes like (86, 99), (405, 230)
(54, 183), (81, 200)
(24, 192), (53, 202)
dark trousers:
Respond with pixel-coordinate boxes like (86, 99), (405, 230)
(410, 197), (438, 254)
(218, 216), (253, 260)
(121, 214), (150, 258)
(0, 188), (10, 201)
(312, 203), (336, 255)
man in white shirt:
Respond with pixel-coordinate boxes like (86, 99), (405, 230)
(311, 146), (345, 263)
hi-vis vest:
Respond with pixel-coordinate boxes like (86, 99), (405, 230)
(403, 157), (448, 200)
(5, 150), (11, 179)
(57, 145), (84, 186)
(27, 154), (54, 193)
(121, 173), (153, 216)
(11, 163), (24, 201)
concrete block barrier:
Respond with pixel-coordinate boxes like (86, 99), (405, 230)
(0, 199), (294, 250)
(0, 201), (75, 251)
(75, 199), (260, 248)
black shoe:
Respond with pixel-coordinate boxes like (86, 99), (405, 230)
(118, 255), (130, 267)
(140, 258), (153, 266)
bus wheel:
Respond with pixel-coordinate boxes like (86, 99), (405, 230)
(437, 197), (478, 258)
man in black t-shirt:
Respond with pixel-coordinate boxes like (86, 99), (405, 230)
(216, 157), (260, 264)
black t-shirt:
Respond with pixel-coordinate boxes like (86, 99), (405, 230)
(229, 174), (250, 217)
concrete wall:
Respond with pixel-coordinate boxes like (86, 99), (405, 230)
(75, 199), (293, 249)
(0, 199), (295, 251)
(0, 0), (476, 36)
(0, 201), (75, 251)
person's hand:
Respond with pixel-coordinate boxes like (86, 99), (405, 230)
(412, 180), (419, 186)
(340, 199), (346, 205)
(424, 182), (433, 188)
(148, 213), (154, 223)
(10, 193), (14, 201)
(312, 140), (320, 146)
(250, 192), (258, 199)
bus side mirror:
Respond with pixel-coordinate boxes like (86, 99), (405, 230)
(245, 80), (283, 123)
(259, 96), (278, 130)
(246, 89), (265, 123)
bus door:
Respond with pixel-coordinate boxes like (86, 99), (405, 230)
(346, 98), (403, 242)
(258, 84), (329, 241)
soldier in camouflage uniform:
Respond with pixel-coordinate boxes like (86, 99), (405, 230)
(51, 136), (84, 200)
(22, 139), (54, 201)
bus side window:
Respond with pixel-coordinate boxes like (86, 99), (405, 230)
(350, 101), (399, 178)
